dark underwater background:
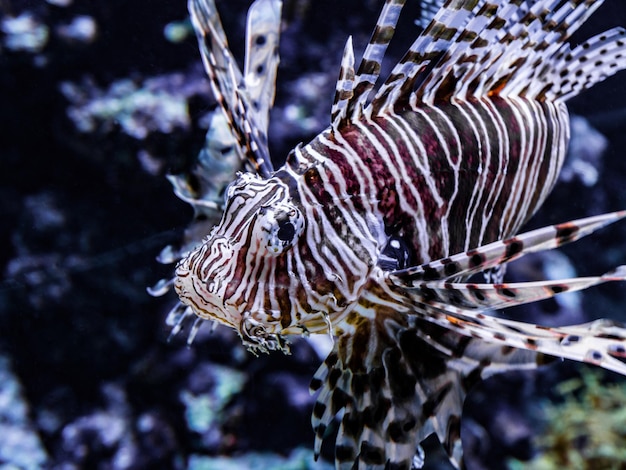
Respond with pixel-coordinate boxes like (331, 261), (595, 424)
(3, 0), (626, 469)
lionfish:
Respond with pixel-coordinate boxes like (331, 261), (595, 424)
(153, 0), (626, 467)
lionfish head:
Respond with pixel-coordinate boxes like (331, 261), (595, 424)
(174, 171), (373, 354)
(173, 172), (300, 353)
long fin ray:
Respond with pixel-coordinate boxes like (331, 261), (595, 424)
(417, 0), (535, 102)
(389, 211), (626, 285)
(330, 36), (356, 126)
(372, 0), (487, 112)
(412, 299), (626, 376)
(337, 0), (406, 125)
(455, 0), (564, 99)
(414, 267), (626, 313)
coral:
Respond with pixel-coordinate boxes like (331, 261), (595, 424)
(1, 13), (49, 53)
(0, 355), (48, 469)
(60, 73), (206, 140)
(513, 368), (626, 469)
(560, 116), (608, 187)
(56, 15), (97, 44)
(54, 382), (178, 469)
(180, 363), (246, 438)
(187, 447), (333, 470)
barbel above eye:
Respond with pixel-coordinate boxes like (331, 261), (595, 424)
(224, 172), (263, 201)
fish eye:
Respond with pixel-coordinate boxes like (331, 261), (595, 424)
(260, 202), (304, 255)
(276, 215), (296, 242)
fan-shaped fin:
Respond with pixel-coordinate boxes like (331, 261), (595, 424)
(310, 312), (540, 469)
(189, 0), (276, 177)
(367, 0), (626, 114)
(545, 27), (626, 102)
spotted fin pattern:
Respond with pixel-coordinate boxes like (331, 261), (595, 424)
(188, 0), (279, 177)
(244, 0), (282, 136)
(370, 0), (626, 112)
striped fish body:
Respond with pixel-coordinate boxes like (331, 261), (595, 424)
(280, 97), (569, 467)
(297, 97), (569, 268)
(171, 0), (626, 468)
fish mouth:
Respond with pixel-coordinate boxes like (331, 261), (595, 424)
(239, 312), (290, 355)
